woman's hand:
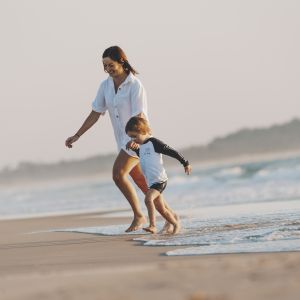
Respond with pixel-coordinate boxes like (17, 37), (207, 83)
(126, 141), (139, 151)
(184, 164), (192, 175)
(65, 135), (80, 148)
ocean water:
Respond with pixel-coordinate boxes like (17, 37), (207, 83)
(3, 155), (300, 255)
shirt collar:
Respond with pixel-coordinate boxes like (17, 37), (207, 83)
(108, 72), (135, 87)
(143, 136), (153, 144)
(122, 72), (135, 85)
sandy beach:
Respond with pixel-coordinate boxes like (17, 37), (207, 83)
(0, 212), (299, 300)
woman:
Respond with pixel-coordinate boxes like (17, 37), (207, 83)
(65, 46), (175, 232)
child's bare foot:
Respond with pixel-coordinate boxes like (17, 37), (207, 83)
(159, 214), (180, 234)
(143, 226), (157, 234)
(158, 221), (173, 234)
(172, 222), (181, 234)
(125, 216), (147, 232)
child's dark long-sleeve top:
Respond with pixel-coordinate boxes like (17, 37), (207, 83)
(134, 137), (189, 187)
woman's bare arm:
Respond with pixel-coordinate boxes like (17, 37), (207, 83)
(75, 110), (102, 137)
(65, 110), (102, 148)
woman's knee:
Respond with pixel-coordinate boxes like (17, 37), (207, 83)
(112, 169), (127, 184)
(112, 150), (139, 185)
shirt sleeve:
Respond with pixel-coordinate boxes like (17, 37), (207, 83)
(92, 81), (107, 114)
(130, 80), (148, 117)
(150, 138), (189, 167)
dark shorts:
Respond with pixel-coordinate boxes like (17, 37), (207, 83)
(149, 181), (167, 194)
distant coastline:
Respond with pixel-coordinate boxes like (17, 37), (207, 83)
(2, 118), (300, 185)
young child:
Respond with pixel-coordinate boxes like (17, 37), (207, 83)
(125, 116), (192, 234)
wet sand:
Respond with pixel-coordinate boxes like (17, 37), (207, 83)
(0, 212), (300, 300)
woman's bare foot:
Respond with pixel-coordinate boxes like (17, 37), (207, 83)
(143, 225), (157, 234)
(172, 222), (181, 234)
(125, 216), (147, 232)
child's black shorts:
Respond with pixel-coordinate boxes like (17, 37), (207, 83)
(149, 181), (167, 194)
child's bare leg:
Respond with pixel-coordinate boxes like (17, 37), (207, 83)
(143, 189), (161, 234)
(162, 214), (180, 234)
(154, 196), (180, 234)
(158, 195), (179, 234)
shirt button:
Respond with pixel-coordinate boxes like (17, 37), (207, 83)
(116, 115), (119, 118)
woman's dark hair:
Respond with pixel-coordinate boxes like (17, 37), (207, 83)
(102, 46), (138, 75)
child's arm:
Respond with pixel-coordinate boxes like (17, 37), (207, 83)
(150, 138), (191, 174)
(126, 141), (140, 156)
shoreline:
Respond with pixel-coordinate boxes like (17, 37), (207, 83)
(2, 197), (300, 222)
(1, 212), (300, 299)
(2, 149), (300, 188)
(0, 208), (132, 222)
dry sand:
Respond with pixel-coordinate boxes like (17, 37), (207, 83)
(0, 212), (300, 300)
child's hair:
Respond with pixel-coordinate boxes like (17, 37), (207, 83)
(125, 117), (151, 135)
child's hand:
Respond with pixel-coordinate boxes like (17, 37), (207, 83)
(184, 164), (192, 175)
(126, 141), (140, 151)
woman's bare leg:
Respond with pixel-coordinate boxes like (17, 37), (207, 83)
(129, 164), (148, 194)
(129, 164), (178, 233)
(113, 150), (146, 232)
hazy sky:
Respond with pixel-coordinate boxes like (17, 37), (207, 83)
(1, 0), (299, 170)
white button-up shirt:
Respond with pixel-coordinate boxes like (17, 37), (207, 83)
(92, 73), (149, 155)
